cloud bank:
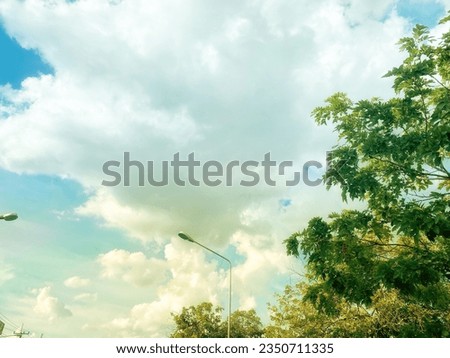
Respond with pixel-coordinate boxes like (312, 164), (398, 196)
(1, 0), (448, 337)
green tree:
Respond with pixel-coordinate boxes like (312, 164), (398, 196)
(170, 302), (264, 338)
(227, 309), (265, 338)
(283, 15), (450, 337)
(266, 282), (450, 337)
(170, 302), (223, 338)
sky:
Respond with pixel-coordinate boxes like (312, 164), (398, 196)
(0, 0), (448, 338)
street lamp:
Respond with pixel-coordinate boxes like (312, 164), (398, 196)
(0, 213), (18, 221)
(178, 232), (232, 338)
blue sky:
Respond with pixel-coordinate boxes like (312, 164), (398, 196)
(0, 0), (448, 337)
(397, 0), (446, 25)
(0, 25), (53, 88)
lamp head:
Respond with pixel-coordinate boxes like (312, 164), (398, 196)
(178, 232), (195, 243)
(0, 213), (18, 221)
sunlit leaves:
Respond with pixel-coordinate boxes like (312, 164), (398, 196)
(267, 283), (450, 338)
(170, 302), (224, 338)
(170, 302), (264, 338)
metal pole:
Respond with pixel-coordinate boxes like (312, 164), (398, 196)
(228, 261), (231, 338)
(178, 232), (232, 338)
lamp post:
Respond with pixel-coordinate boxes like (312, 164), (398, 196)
(178, 232), (232, 338)
(0, 213), (18, 221)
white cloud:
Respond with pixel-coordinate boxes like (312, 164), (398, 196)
(198, 44), (220, 74)
(0, 1), (409, 244)
(75, 190), (176, 243)
(225, 17), (251, 42)
(64, 276), (91, 289)
(74, 293), (98, 303)
(33, 286), (72, 321)
(100, 230), (299, 336)
(101, 239), (224, 337)
(0, 0), (445, 337)
(342, 0), (394, 20)
(98, 249), (167, 287)
(230, 230), (299, 309)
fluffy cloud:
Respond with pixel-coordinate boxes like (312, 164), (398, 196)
(231, 231), (294, 296)
(1, 0), (447, 337)
(0, 1), (411, 232)
(64, 276), (91, 289)
(101, 240), (223, 337)
(75, 190), (175, 243)
(98, 249), (168, 287)
(100, 230), (299, 336)
(33, 286), (72, 321)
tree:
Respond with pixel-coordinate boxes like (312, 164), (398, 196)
(282, 14), (450, 337)
(170, 302), (264, 338)
(170, 302), (224, 338)
(266, 282), (450, 338)
(228, 309), (265, 338)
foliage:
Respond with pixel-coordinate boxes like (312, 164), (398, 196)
(228, 309), (265, 338)
(266, 283), (450, 338)
(170, 302), (264, 338)
(283, 15), (450, 337)
(170, 302), (223, 338)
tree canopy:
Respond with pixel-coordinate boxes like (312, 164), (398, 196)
(170, 302), (264, 338)
(281, 14), (450, 337)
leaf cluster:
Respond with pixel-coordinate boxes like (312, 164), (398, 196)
(170, 302), (264, 338)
